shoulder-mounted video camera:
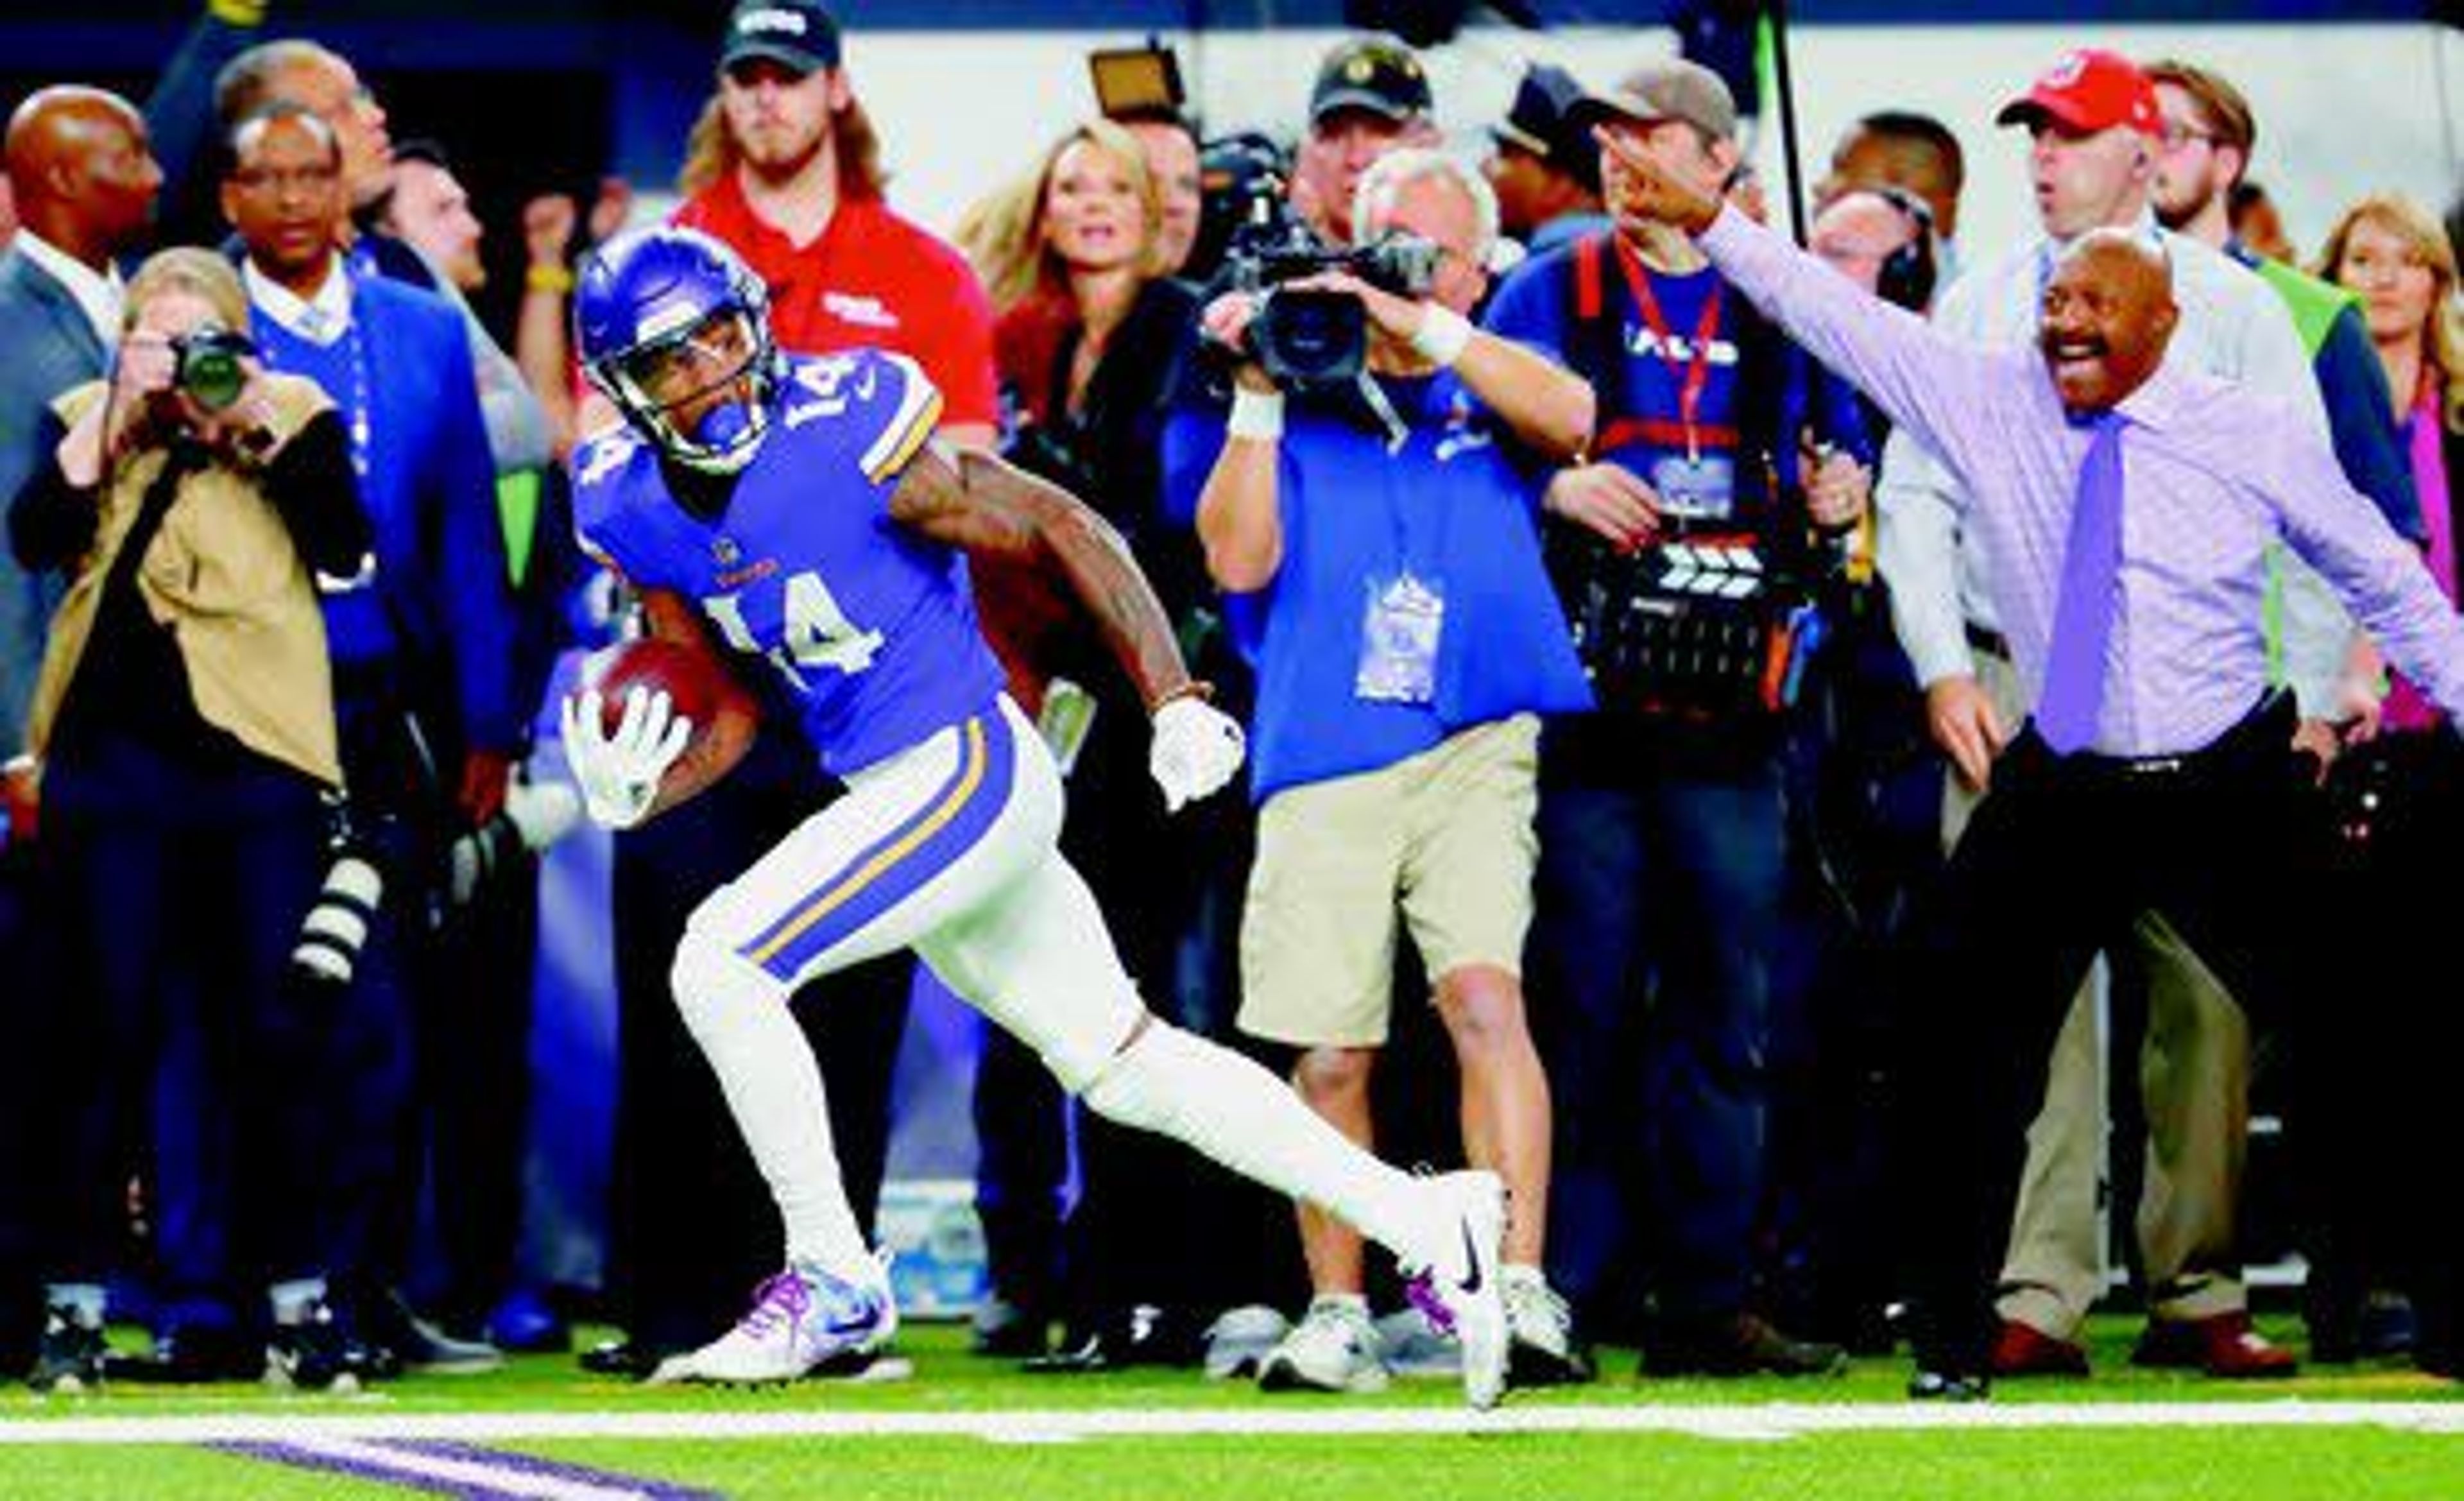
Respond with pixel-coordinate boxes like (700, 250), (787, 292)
(1220, 189), (1441, 388)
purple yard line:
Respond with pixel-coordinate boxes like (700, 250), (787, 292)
(206, 1437), (724, 1501)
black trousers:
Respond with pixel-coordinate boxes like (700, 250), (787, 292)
(38, 733), (331, 1297)
(2314, 728), (2464, 1368)
(0, 827), (49, 1369)
(1895, 696), (2367, 1372)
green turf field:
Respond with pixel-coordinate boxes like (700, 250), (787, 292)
(1, 1317), (2458, 1499)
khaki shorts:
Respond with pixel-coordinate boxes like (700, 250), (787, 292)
(1238, 715), (1541, 1048)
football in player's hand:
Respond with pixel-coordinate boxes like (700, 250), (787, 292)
(572, 636), (760, 796)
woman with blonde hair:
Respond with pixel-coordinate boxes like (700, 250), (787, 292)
(10, 246), (370, 1393)
(2320, 193), (2464, 729)
(954, 119), (1228, 1369)
(2313, 192), (2464, 1373)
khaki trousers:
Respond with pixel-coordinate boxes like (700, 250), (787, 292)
(1944, 648), (2250, 1338)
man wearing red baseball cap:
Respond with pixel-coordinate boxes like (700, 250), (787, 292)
(1993, 48), (2164, 241)
(1995, 47), (2162, 136)
(1876, 44), (2338, 1385)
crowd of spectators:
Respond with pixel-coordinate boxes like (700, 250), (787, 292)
(1, 0), (2459, 1402)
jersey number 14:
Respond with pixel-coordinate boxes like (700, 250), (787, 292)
(702, 570), (884, 688)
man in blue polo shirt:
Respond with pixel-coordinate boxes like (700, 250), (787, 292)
(1167, 148), (1594, 1395)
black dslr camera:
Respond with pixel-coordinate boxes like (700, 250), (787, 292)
(1213, 167), (1440, 388)
(170, 327), (253, 412)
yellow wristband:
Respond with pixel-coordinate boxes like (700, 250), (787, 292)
(207, 0), (269, 26)
(526, 262), (576, 295)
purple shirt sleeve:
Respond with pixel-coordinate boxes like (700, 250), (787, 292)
(1698, 206), (2023, 492)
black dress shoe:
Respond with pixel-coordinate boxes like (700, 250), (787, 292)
(970, 1298), (1052, 1359)
(1908, 1368), (1991, 1402)
(1024, 1305), (1201, 1374)
(1643, 1313), (1850, 1378)
(108, 1323), (259, 1384)
(578, 1339), (665, 1380)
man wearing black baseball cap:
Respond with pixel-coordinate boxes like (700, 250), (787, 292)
(719, 0), (841, 76)
(1293, 33), (1437, 245)
(1483, 62), (1605, 255)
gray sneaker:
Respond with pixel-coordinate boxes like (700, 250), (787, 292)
(1258, 1298), (1390, 1393)
(1201, 1304), (1290, 1380)
(1374, 1307), (1461, 1378)
(1502, 1271), (1593, 1385)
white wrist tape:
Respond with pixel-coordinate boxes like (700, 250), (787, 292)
(1226, 386), (1286, 442)
(1410, 305), (1475, 367)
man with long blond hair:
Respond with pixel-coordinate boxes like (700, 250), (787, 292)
(672, 0), (995, 447)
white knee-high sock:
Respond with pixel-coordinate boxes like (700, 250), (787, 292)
(1080, 1022), (1440, 1266)
(670, 936), (875, 1276)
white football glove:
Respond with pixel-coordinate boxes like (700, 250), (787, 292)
(560, 685), (693, 830)
(1148, 694), (1245, 812)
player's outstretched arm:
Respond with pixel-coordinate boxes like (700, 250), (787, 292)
(889, 445), (1202, 714)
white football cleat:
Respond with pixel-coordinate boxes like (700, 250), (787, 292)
(1400, 1169), (1509, 1411)
(1256, 1297), (1390, 1394)
(647, 1259), (896, 1385)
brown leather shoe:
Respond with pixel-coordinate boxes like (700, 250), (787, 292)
(1643, 1312), (1849, 1377)
(2132, 1311), (2298, 1378)
(1989, 1319), (2090, 1377)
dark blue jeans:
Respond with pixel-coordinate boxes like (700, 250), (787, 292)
(1527, 739), (1784, 1331)
(39, 730), (330, 1296)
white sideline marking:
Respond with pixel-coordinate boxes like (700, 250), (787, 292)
(2, 1402), (2463, 1446)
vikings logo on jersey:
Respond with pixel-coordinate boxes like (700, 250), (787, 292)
(572, 347), (1007, 775)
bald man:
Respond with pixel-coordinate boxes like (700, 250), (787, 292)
(1605, 127), (2464, 1398)
(0, 81), (162, 1379)
(1, 86), (161, 757)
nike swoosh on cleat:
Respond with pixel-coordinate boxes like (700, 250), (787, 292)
(1455, 1221), (1485, 1296)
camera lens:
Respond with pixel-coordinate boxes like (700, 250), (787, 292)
(176, 335), (248, 412)
(1256, 290), (1367, 387)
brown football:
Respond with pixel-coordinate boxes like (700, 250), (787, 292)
(572, 636), (760, 802)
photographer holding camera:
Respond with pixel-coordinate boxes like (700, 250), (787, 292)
(1167, 148), (1595, 1394)
(8, 246), (370, 1391)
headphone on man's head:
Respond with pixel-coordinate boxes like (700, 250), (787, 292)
(1870, 185), (1938, 313)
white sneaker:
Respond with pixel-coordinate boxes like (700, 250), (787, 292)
(648, 1260), (896, 1385)
(1399, 1169), (1509, 1410)
(1257, 1297), (1390, 1393)
(1201, 1304), (1292, 1380)
(1502, 1267), (1593, 1385)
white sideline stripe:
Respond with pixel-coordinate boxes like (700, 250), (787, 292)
(280, 1437), (662, 1501)
(4, 1402), (2464, 1445)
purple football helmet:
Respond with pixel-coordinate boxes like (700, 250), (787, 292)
(576, 225), (783, 474)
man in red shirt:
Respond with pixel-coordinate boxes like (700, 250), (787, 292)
(674, 0), (997, 447)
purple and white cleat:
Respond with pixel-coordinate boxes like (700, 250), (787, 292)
(649, 1258), (897, 1385)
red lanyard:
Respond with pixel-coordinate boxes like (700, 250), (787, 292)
(1614, 238), (1724, 462)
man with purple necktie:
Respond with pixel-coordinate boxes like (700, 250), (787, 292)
(1598, 122), (2464, 1399)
